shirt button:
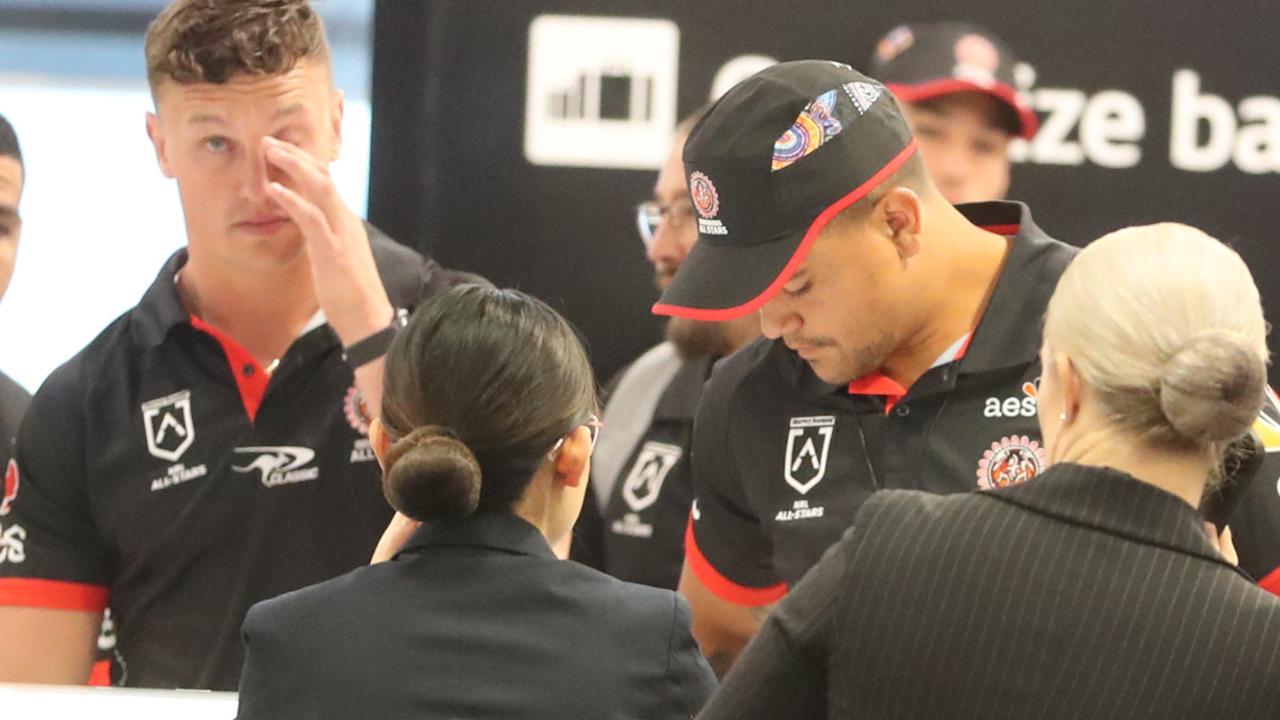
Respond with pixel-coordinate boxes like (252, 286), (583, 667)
(242, 364), (256, 377)
(895, 403), (910, 417)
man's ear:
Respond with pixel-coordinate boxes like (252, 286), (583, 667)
(551, 426), (590, 489)
(877, 186), (924, 262)
(369, 418), (393, 471)
(146, 112), (176, 179)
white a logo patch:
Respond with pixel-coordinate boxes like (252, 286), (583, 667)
(785, 416), (835, 495)
(142, 390), (196, 462)
(622, 442), (682, 512)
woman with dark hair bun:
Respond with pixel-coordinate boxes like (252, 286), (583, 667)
(236, 285), (716, 720)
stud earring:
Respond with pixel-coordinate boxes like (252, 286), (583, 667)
(1059, 412), (1068, 421)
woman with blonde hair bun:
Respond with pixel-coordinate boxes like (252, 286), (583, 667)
(697, 223), (1280, 720)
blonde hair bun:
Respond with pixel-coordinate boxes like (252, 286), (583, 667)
(1159, 330), (1266, 445)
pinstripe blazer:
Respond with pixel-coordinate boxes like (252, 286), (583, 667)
(698, 463), (1280, 719)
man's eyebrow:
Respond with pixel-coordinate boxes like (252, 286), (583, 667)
(0, 205), (19, 223)
(272, 102), (306, 121)
(185, 102), (304, 129)
(186, 113), (227, 127)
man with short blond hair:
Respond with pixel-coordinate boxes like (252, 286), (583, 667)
(0, 0), (477, 689)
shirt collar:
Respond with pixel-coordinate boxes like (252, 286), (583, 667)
(130, 248), (191, 348)
(129, 223), (427, 349)
(395, 511), (558, 561)
(988, 463), (1245, 577)
(653, 353), (717, 421)
(952, 201), (1077, 375)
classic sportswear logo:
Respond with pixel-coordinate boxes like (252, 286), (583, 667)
(233, 446), (320, 488)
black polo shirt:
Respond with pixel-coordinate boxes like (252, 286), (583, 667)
(0, 227), (475, 689)
(686, 201), (1076, 603)
(0, 369), (29, 471)
(601, 351), (712, 590)
(687, 200), (1280, 604)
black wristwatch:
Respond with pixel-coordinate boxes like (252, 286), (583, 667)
(342, 308), (409, 370)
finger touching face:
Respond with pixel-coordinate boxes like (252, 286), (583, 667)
(146, 60), (341, 265)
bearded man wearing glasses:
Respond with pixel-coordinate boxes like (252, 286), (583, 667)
(572, 108), (758, 591)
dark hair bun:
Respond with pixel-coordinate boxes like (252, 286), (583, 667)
(1159, 330), (1266, 446)
(382, 426), (482, 521)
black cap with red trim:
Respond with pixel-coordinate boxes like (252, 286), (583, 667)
(871, 22), (1038, 140)
(653, 60), (916, 322)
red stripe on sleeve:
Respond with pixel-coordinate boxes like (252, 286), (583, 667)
(1258, 566), (1280, 597)
(88, 659), (111, 686)
(979, 223), (1021, 236)
(0, 577), (109, 612)
(684, 518), (788, 607)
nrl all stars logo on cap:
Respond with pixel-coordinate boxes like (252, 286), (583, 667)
(689, 171), (727, 235)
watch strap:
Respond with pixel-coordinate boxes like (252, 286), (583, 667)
(342, 308), (409, 370)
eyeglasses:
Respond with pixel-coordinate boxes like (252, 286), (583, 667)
(547, 414), (604, 461)
(635, 200), (694, 250)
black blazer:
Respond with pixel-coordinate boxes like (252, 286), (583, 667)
(699, 464), (1280, 719)
(237, 512), (715, 720)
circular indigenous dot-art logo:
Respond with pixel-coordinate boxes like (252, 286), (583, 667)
(344, 385), (371, 436)
(689, 171), (720, 219)
(976, 435), (1046, 490)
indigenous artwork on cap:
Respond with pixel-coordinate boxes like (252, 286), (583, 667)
(976, 435), (1045, 489)
(772, 90), (841, 171)
(689, 171), (720, 219)
(875, 25), (915, 63)
(772, 83), (884, 171)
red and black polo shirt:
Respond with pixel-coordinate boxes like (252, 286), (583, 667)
(0, 226), (479, 689)
(685, 201), (1280, 605)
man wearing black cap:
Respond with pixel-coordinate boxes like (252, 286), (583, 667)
(870, 22), (1037, 205)
(655, 58), (1280, 676)
(655, 59), (1075, 673)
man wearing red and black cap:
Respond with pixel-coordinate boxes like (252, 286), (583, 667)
(658, 60), (1280, 675)
(871, 22), (1037, 205)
